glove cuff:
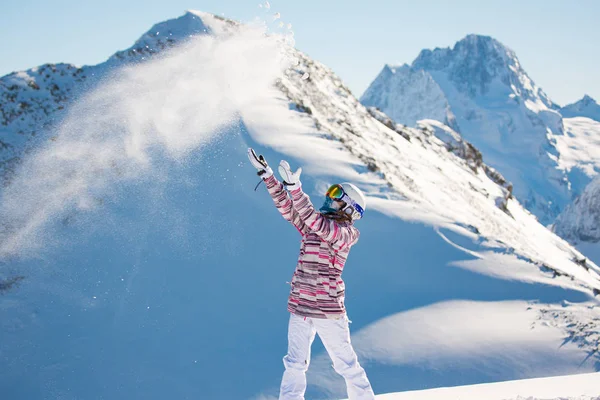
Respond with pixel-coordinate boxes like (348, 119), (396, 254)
(259, 166), (273, 179)
(284, 180), (301, 190)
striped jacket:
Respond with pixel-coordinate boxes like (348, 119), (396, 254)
(265, 175), (360, 319)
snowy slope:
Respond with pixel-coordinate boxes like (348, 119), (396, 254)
(0, 11), (234, 185)
(0, 11), (599, 400)
(361, 35), (570, 224)
(552, 117), (600, 196)
(0, 63), (88, 183)
(372, 371), (600, 400)
(560, 95), (600, 122)
(552, 118), (600, 265)
(360, 64), (459, 131)
(554, 175), (600, 260)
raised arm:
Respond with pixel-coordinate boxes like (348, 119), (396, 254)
(247, 148), (306, 234)
(264, 175), (307, 234)
(278, 160), (359, 251)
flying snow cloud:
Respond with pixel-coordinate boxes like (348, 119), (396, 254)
(0, 20), (293, 258)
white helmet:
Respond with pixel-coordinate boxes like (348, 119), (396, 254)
(324, 182), (366, 220)
(340, 183), (367, 220)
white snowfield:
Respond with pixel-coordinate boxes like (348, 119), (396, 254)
(370, 372), (600, 400)
(553, 117), (600, 191)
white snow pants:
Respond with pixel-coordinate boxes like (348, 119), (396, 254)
(279, 313), (375, 400)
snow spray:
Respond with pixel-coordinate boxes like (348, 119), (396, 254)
(0, 17), (294, 258)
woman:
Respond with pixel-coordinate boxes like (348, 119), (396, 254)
(248, 148), (375, 400)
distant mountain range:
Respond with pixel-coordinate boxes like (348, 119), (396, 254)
(560, 94), (600, 121)
(361, 34), (600, 228)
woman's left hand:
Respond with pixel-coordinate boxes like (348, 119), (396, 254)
(279, 160), (302, 189)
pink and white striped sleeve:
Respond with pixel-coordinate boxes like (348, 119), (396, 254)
(289, 186), (359, 251)
(264, 175), (307, 235)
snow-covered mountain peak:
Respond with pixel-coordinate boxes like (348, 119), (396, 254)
(412, 34), (554, 108)
(0, 11), (241, 185)
(413, 35), (511, 85)
(107, 11), (230, 63)
(413, 34), (511, 72)
(411, 45), (452, 71)
(369, 64), (417, 85)
(360, 64), (458, 130)
(560, 94), (600, 122)
(383, 63), (411, 74)
(361, 34), (570, 223)
(581, 94), (595, 103)
(453, 34), (513, 60)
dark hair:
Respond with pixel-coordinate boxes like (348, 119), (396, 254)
(323, 211), (353, 223)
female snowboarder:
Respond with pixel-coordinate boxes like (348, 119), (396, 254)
(247, 148), (375, 400)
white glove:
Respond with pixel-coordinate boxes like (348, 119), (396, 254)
(278, 160), (302, 189)
(247, 148), (273, 179)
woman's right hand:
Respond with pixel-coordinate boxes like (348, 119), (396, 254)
(247, 148), (273, 179)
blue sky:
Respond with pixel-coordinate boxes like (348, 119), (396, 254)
(2, 0), (598, 105)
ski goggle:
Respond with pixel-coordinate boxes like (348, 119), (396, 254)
(325, 184), (345, 200)
(325, 184), (364, 218)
